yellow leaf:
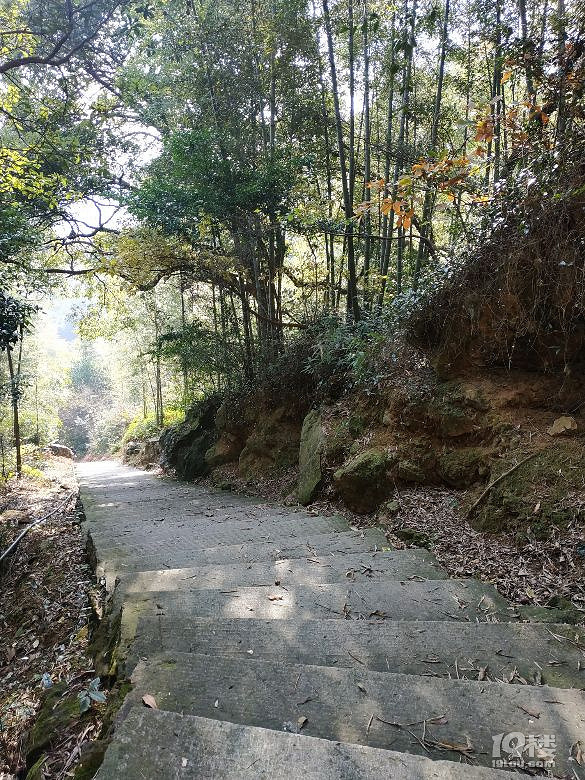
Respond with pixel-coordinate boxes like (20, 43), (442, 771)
(500, 70), (512, 85)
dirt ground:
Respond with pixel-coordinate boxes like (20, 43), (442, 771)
(0, 455), (103, 779)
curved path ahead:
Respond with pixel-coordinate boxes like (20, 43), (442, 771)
(78, 461), (585, 779)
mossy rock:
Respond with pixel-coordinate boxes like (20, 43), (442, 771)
(397, 460), (427, 483)
(324, 414), (366, 463)
(437, 448), (489, 488)
(25, 756), (48, 780)
(396, 438), (437, 484)
(297, 409), (323, 505)
(25, 684), (82, 767)
(88, 608), (122, 678)
(74, 739), (110, 780)
(205, 433), (242, 468)
(238, 407), (301, 479)
(399, 382), (485, 440)
(519, 601), (584, 625)
(333, 448), (396, 513)
(394, 527), (433, 548)
(160, 395), (221, 480)
(471, 442), (585, 535)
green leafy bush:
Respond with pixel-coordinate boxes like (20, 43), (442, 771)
(121, 409), (184, 446)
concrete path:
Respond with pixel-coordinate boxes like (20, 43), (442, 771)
(78, 461), (585, 779)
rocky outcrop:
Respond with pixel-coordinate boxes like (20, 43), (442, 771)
(333, 448), (396, 513)
(160, 396), (221, 480)
(297, 410), (323, 505)
(238, 406), (301, 479)
(437, 448), (489, 488)
(48, 442), (75, 459)
(123, 438), (160, 468)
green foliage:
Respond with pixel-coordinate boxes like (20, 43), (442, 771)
(121, 408), (183, 445)
(77, 678), (106, 715)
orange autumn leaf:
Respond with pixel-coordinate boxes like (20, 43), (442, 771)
(401, 208), (415, 230)
(475, 119), (494, 143)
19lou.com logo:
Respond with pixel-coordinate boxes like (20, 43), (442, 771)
(492, 732), (556, 770)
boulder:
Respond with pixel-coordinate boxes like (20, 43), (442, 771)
(124, 441), (142, 457)
(142, 437), (161, 463)
(205, 433), (242, 468)
(397, 460), (427, 483)
(2, 509), (30, 525)
(437, 448), (488, 488)
(160, 396), (221, 480)
(238, 407), (300, 480)
(297, 410), (323, 505)
(48, 443), (74, 459)
(333, 448), (396, 513)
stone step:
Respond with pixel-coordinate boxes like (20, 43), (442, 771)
(81, 483), (257, 509)
(121, 577), (512, 625)
(85, 512), (350, 552)
(121, 652), (585, 775)
(96, 707), (504, 779)
(116, 548), (446, 595)
(129, 615), (585, 689)
(92, 529), (388, 583)
(84, 500), (330, 529)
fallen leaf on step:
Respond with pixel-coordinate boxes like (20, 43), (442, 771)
(478, 666), (487, 681)
(297, 716), (308, 730)
(142, 694), (158, 709)
(181, 758), (188, 768)
(518, 704), (540, 718)
(268, 595), (283, 601)
(357, 683), (367, 694)
(572, 740), (584, 765)
(214, 699), (219, 708)
(369, 609), (387, 618)
(426, 714), (448, 725)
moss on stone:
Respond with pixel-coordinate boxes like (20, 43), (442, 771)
(74, 740), (110, 780)
(297, 410), (323, 505)
(437, 448), (489, 488)
(25, 755), (48, 780)
(25, 684), (82, 767)
(394, 528), (434, 548)
(399, 382), (485, 440)
(471, 442), (585, 536)
(324, 414), (366, 463)
(397, 460), (427, 483)
(519, 601), (584, 625)
(333, 448), (396, 513)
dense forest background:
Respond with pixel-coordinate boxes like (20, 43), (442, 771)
(0, 0), (583, 469)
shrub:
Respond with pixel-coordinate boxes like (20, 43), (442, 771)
(121, 408), (184, 446)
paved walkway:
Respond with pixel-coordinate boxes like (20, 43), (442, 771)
(78, 461), (585, 779)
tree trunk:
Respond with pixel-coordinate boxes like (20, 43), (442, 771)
(362, 0), (372, 309)
(322, 0), (361, 321)
(377, 0), (417, 306)
(414, 0), (449, 287)
(6, 347), (21, 477)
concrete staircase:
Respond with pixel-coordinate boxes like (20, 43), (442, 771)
(78, 461), (585, 779)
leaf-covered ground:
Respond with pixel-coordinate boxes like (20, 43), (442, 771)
(0, 457), (103, 779)
(206, 464), (585, 621)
